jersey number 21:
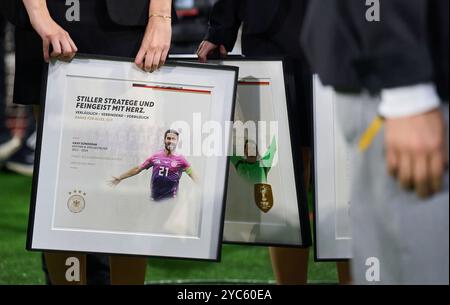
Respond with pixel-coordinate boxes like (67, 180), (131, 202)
(158, 167), (169, 177)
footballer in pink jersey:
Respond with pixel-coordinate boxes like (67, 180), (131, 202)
(110, 130), (196, 201)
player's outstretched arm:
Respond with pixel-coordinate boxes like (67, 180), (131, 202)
(185, 168), (197, 183)
(109, 166), (143, 186)
(261, 136), (277, 168)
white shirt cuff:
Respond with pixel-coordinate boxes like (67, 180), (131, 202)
(379, 83), (441, 118)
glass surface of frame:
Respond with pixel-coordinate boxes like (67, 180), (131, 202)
(212, 59), (311, 247)
(27, 55), (238, 261)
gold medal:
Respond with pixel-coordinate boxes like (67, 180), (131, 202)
(254, 183), (274, 213)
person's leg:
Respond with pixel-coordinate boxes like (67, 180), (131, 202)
(86, 254), (111, 285)
(336, 261), (351, 284)
(109, 256), (148, 285)
(23, 106), (36, 138)
(43, 252), (111, 285)
(5, 106), (36, 176)
(268, 138), (311, 285)
(335, 93), (400, 284)
(44, 252), (87, 285)
(268, 141), (311, 285)
(269, 247), (309, 284)
(336, 93), (449, 284)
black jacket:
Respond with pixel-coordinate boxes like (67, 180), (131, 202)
(1, 0), (175, 28)
(301, 0), (449, 100)
(205, 0), (283, 51)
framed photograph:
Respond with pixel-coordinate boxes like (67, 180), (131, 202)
(312, 75), (352, 260)
(172, 57), (310, 247)
(27, 55), (238, 261)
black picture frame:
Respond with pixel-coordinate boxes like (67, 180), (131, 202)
(26, 53), (239, 262)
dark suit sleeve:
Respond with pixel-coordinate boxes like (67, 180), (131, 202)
(204, 0), (242, 51)
(352, 0), (441, 91)
(302, 0), (448, 98)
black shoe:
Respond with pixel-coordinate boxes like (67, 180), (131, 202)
(5, 140), (35, 176)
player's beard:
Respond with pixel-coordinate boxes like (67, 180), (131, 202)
(165, 143), (176, 152)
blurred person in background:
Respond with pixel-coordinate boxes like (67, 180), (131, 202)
(0, 14), (36, 176)
(0, 16), (21, 163)
(302, 0), (448, 284)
